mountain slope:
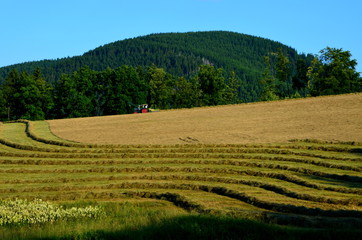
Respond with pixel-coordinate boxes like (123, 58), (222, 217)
(0, 31), (312, 84)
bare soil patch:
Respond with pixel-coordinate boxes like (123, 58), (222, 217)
(48, 93), (362, 145)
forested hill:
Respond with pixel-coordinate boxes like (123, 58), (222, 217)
(0, 31), (312, 84)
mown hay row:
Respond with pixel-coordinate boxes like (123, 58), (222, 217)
(14, 120), (91, 148)
(289, 139), (362, 146)
(204, 186), (362, 218)
(0, 146), (360, 175)
(125, 191), (206, 213)
(1, 181), (361, 217)
(4, 137), (362, 158)
(129, 190), (362, 229)
(1, 155), (360, 173)
(1, 166), (360, 195)
(3, 157), (360, 183)
(2, 174), (359, 206)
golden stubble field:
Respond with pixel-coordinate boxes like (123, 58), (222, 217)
(48, 93), (362, 145)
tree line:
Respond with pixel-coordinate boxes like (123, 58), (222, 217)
(0, 64), (242, 120)
(259, 47), (361, 101)
(0, 47), (360, 121)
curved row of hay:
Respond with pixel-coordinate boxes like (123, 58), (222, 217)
(0, 121), (361, 227)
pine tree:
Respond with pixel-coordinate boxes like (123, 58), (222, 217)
(260, 56), (278, 101)
(222, 71), (241, 104)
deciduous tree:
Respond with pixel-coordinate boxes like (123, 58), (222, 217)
(173, 76), (201, 108)
(307, 47), (361, 96)
(147, 66), (173, 109)
(196, 65), (226, 106)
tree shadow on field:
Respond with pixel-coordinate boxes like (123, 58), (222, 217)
(350, 148), (362, 156)
(42, 215), (362, 240)
(304, 175), (362, 189)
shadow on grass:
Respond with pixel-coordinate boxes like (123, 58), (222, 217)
(40, 215), (361, 240)
(350, 148), (362, 155)
(304, 174), (362, 189)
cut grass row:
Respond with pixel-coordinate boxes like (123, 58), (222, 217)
(1, 181), (361, 217)
(2, 172), (360, 198)
(1, 174), (360, 206)
(1, 154), (360, 172)
(1, 161), (360, 185)
(1, 163), (361, 194)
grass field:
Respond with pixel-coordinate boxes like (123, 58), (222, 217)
(1, 94), (362, 239)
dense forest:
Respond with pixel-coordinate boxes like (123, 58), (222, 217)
(0, 31), (360, 120)
(0, 31), (314, 102)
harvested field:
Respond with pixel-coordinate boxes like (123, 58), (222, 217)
(0, 119), (361, 230)
(48, 93), (362, 145)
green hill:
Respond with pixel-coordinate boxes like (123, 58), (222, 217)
(0, 31), (312, 84)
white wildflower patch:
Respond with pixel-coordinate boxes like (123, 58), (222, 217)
(0, 198), (104, 226)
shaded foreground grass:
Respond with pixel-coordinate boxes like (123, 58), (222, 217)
(1, 201), (361, 240)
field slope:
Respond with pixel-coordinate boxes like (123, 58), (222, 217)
(48, 93), (362, 145)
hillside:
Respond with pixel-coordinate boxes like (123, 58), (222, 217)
(0, 31), (313, 85)
(48, 93), (362, 145)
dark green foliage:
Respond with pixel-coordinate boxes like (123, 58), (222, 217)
(6, 64), (238, 119)
(260, 56), (279, 101)
(260, 49), (314, 100)
(54, 66), (95, 118)
(307, 47), (361, 96)
(0, 68), (53, 120)
(0, 89), (6, 119)
(0, 31), (310, 102)
(293, 59), (309, 91)
(147, 65), (174, 109)
(194, 65), (226, 106)
(223, 71), (241, 104)
(53, 66), (149, 118)
(275, 49), (293, 98)
(173, 77), (202, 108)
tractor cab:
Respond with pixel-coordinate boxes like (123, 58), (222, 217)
(133, 104), (149, 114)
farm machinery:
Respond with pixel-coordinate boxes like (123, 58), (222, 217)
(129, 102), (159, 114)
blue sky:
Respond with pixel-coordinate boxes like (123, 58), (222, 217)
(1, 0), (361, 72)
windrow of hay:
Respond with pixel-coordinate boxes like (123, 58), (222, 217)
(1, 175), (360, 206)
(1, 165), (361, 195)
(2, 181), (361, 214)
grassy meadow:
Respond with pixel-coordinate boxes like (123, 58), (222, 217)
(0, 94), (362, 239)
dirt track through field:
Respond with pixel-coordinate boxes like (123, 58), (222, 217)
(48, 94), (362, 145)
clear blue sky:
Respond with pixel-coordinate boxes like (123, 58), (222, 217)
(1, 0), (361, 72)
